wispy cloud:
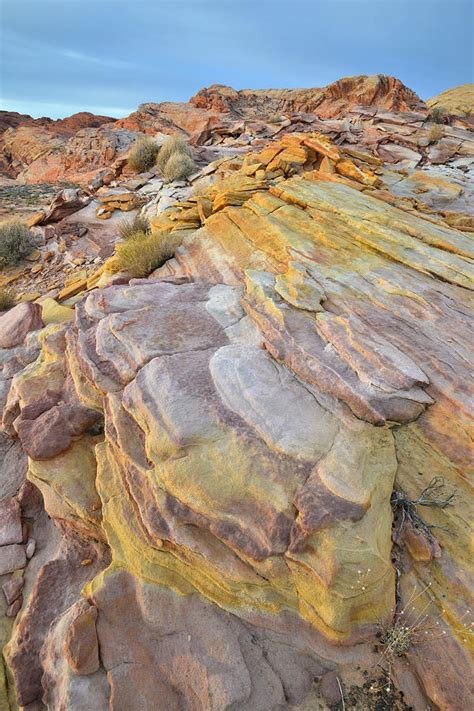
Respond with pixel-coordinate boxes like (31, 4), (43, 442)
(60, 49), (135, 70)
(2, 29), (136, 70)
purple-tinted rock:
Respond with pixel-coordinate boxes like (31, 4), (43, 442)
(0, 497), (23, 545)
(0, 302), (43, 349)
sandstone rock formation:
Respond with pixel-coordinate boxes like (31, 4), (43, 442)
(1, 118), (473, 710)
(1, 74), (429, 184)
(189, 74), (426, 116)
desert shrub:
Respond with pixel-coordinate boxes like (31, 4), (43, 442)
(428, 107), (447, 124)
(156, 135), (192, 172)
(114, 231), (181, 277)
(127, 136), (159, 172)
(0, 221), (34, 268)
(163, 152), (197, 182)
(118, 213), (150, 241)
(0, 286), (16, 311)
(427, 124), (444, 144)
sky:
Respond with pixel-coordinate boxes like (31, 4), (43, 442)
(1, 0), (473, 119)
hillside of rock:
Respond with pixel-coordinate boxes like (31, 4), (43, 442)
(189, 74), (426, 116)
(1, 74), (429, 184)
(427, 84), (474, 116)
(0, 76), (473, 710)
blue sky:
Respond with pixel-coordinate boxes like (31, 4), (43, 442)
(1, 0), (473, 119)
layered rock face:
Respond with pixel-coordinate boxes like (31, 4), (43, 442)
(1, 74), (428, 183)
(0, 112), (117, 181)
(1, 130), (472, 709)
(190, 74), (426, 116)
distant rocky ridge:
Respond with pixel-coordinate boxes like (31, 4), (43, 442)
(0, 74), (430, 183)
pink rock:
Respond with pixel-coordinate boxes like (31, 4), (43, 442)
(0, 544), (26, 575)
(25, 538), (36, 559)
(15, 404), (102, 460)
(320, 671), (344, 706)
(0, 498), (23, 545)
(2, 575), (24, 604)
(0, 303), (43, 349)
(64, 600), (100, 675)
(6, 595), (23, 617)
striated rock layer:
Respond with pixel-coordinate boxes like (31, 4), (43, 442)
(1, 73), (428, 183)
(0, 132), (473, 710)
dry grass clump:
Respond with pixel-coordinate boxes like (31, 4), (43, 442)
(118, 213), (150, 241)
(428, 107), (447, 124)
(163, 152), (197, 182)
(114, 231), (181, 277)
(127, 136), (159, 172)
(0, 221), (34, 268)
(156, 135), (196, 182)
(427, 124), (444, 144)
(0, 286), (16, 311)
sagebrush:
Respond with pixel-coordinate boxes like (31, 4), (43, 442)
(114, 231), (182, 277)
(156, 135), (192, 172)
(163, 152), (197, 182)
(118, 213), (150, 241)
(0, 221), (34, 267)
(428, 107), (447, 124)
(127, 136), (159, 172)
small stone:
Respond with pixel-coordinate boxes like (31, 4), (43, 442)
(25, 538), (36, 559)
(26, 211), (45, 227)
(80, 559), (92, 566)
(320, 671), (344, 706)
(2, 576), (24, 605)
(30, 264), (42, 274)
(25, 249), (41, 262)
(0, 544), (26, 576)
(6, 595), (23, 617)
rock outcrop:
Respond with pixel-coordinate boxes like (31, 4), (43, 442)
(190, 74), (426, 116)
(1, 126), (472, 710)
(427, 83), (474, 117)
(1, 74), (430, 184)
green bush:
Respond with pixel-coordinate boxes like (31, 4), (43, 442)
(0, 286), (16, 311)
(156, 135), (192, 172)
(163, 152), (197, 183)
(127, 136), (159, 172)
(114, 231), (182, 277)
(0, 221), (34, 268)
(118, 213), (150, 241)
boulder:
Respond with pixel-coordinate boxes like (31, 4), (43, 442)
(0, 302), (43, 349)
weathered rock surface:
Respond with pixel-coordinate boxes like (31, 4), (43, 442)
(427, 83), (474, 116)
(190, 74), (426, 116)
(0, 123), (473, 711)
(0, 302), (43, 349)
(1, 73), (429, 184)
